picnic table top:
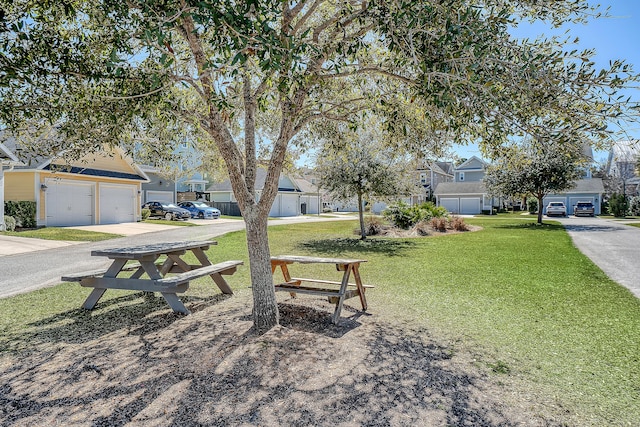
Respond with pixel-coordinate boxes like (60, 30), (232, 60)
(91, 240), (217, 259)
(270, 255), (367, 264)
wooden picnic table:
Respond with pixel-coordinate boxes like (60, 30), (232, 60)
(270, 255), (372, 324)
(62, 241), (243, 314)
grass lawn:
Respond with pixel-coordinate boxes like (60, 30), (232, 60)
(1, 217), (638, 425)
(0, 227), (123, 241)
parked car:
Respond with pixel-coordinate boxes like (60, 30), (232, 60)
(178, 201), (221, 219)
(546, 201), (567, 217)
(142, 201), (191, 221)
(574, 201), (595, 217)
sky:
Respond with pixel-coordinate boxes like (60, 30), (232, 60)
(453, 0), (640, 164)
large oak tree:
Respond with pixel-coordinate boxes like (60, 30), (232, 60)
(1, 0), (638, 332)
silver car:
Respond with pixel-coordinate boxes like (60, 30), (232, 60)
(546, 201), (566, 217)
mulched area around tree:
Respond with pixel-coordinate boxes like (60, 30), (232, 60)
(1, 289), (556, 426)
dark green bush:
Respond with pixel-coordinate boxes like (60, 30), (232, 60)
(4, 201), (37, 228)
(609, 193), (628, 217)
(527, 198), (538, 214)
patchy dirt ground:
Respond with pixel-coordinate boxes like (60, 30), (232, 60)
(1, 289), (559, 426)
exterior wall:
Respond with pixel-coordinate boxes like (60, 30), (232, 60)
(4, 171), (36, 201)
(142, 172), (175, 203)
(456, 170), (484, 182)
(299, 194), (320, 214)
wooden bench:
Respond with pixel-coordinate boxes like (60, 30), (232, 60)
(271, 255), (372, 324)
(62, 249), (243, 315)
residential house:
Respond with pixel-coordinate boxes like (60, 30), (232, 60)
(416, 161), (454, 203)
(139, 165), (177, 204)
(434, 153), (605, 215)
(605, 139), (640, 196)
(434, 156), (497, 214)
(207, 168), (321, 217)
(3, 137), (149, 227)
(1, 142), (22, 230)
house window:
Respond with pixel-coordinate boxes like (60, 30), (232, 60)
(420, 172), (427, 185)
(459, 172), (464, 181)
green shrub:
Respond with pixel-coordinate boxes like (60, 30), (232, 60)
(382, 202), (414, 229)
(527, 198), (538, 214)
(141, 208), (151, 220)
(4, 201), (37, 228)
(609, 193), (628, 217)
(383, 201), (448, 230)
(3, 215), (16, 231)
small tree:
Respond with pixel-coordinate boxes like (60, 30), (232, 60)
(316, 124), (410, 239)
(485, 141), (585, 224)
(609, 193), (628, 217)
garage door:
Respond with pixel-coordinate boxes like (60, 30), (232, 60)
(145, 190), (174, 204)
(100, 184), (136, 224)
(46, 180), (94, 226)
(460, 198), (481, 214)
(269, 194), (300, 217)
(440, 198), (459, 214)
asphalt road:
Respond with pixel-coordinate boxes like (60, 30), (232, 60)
(555, 215), (640, 299)
(0, 216), (350, 299)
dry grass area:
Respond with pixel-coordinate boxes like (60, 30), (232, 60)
(0, 288), (548, 426)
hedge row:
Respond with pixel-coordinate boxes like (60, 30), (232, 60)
(4, 201), (37, 228)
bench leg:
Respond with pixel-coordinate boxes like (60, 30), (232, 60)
(331, 265), (353, 324)
(83, 288), (107, 310)
(209, 272), (233, 295)
(352, 264), (367, 311)
(160, 292), (190, 314)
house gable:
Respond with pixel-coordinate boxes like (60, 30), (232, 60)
(454, 156), (486, 183)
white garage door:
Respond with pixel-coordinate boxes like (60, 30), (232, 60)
(440, 198), (459, 214)
(145, 190), (174, 204)
(460, 198), (481, 214)
(100, 184), (136, 224)
(269, 194), (300, 217)
(46, 180), (94, 226)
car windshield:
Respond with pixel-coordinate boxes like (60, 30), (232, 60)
(577, 203), (592, 207)
(162, 203), (179, 208)
(192, 202), (210, 208)
(549, 202), (564, 207)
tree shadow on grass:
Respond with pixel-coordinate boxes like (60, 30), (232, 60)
(296, 237), (416, 257)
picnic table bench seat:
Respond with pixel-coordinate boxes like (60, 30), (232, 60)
(270, 255), (372, 323)
(62, 241), (243, 315)
(63, 260), (243, 290)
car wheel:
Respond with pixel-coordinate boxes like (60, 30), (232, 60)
(198, 211), (204, 219)
(165, 212), (173, 221)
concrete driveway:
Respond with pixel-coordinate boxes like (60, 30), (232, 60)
(553, 216), (640, 299)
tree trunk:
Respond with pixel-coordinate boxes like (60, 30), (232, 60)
(537, 195), (544, 225)
(243, 206), (279, 333)
(357, 191), (366, 240)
